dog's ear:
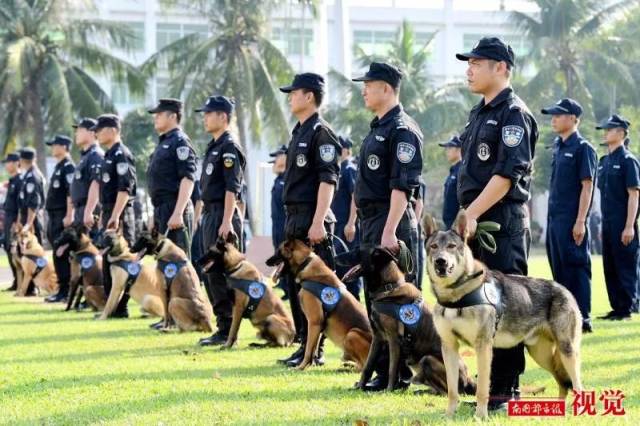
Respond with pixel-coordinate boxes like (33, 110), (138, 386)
(225, 232), (239, 247)
(452, 209), (469, 241)
(215, 236), (226, 251)
(422, 213), (439, 241)
(371, 246), (398, 266)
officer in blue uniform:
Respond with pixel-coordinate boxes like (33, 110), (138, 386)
(438, 135), (462, 229)
(332, 136), (362, 299)
(456, 37), (538, 409)
(269, 145), (289, 299)
(71, 118), (103, 228)
(44, 135), (76, 303)
(350, 62), (423, 391)
(596, 114), (640, 321)
(2, 153), (23, 292)
(277, 73), (341, 367)
(194, 96), (246, 346)
(541, 98), (597, 332)
(147, 98), (197, 257)
(93, 114), (137, 318)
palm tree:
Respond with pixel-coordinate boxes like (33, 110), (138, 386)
(0, 0), (146, 171)
(143, 0), (295, 154)
(511, 0), (639, 115)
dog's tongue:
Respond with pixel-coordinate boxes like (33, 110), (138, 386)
(55, 244), (69, 258)
(271, 263), (284, 282)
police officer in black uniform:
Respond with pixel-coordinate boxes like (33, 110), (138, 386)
(147, 98), (197, 257)
(71, 118), (103, 228)
(541, 98), (597, 333)
(194, 96), (247, 346)
(269, 145), (288, 299)
(44, 135), (76, 303)
(277, 73), (341, 367)
(2, 153), (23, 292)
(439, 135), (462, 229)
(93, 114), (137, 318)
(596, 114), (640, 321)
(455, 37), (538, 409)
(349, 62), (423, 391)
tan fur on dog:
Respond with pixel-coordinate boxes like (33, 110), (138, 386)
(16, 226), (58, 296)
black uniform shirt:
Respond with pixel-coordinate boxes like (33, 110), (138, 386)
(45, 157), (75, 211)
(200, 131), (246, 203)
(100, 142), (136, 206)
(4, 173), (24, 214)
(19, 167), (45, 213)
(597, 145), (640, 224)
(71, 144), (104, 206)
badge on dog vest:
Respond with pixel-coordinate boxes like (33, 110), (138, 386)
(319, 144), (336, 162)
(205, 163), (214, 175)
(296, 154), (307, 167)
(127, 262), (141, 277)
(396, 142), (416, 163)
(477, 143), (491, 161)
(502, 125), (524, 147)
(53, 180), (60, 188)
(163, 263), (178, 279)
(116, 162), (128, 176)
(36, 257), (47, 268)
(176, 146), (190, 161)
(398, 303), (421, 326)
(320, 287), (340, 306)
(367, 154), (380, 170)
(102, 172), (110, 183)
(80, 256), (94, 270)
(248, 282), (265, 299)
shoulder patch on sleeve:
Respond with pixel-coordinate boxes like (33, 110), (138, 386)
(176, 146), (190, 161)
(397, 142), (416, 163)
(66, 173), (74, 184)
(319, 144), (336, 162)
(26, 183), (35, 193)
(116, 162), (128, 176)
(502, 125), (524, 147)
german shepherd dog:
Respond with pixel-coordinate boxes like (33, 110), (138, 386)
(16, 225), (58, 296)
(98, 229), (165, 320)
(131, 230), (213, 332)
(54, 225), (106, 311)
(267, 239), (372, 371)
(424, 210), (583, 418)
(198, 234), (295, 349)
(9, 224), (24, 291)
(345, 246), (476, 394)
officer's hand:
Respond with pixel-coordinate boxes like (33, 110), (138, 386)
(344, 222), (356, 243)
(167, 213), (184, 230)
(106, 217), (118, 230)
(572, 220), (586, 246)
(621, 226), (635, 246)
(380, 229), (399, 252)
(63, 215), (73, 228)
(218, 220), (233, 238)
(83, 212), (94, 228)
(308, 220), (326, 245)
(466, 216), (478, 238)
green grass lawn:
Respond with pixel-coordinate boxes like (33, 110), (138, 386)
(0, 255), (638, 425)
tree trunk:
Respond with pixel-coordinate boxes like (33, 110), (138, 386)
(234, 98), (255, 234)
(27, 77), (47, 174)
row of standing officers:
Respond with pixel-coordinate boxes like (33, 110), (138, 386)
(2, 35), (638, 410)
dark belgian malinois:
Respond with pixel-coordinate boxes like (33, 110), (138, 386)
(267, 239), (372, 371)
(424, 210), (583, 418)
(345, 246), (476, 394)
(131, 229), (213, 332)
(198, 234), (295, 349)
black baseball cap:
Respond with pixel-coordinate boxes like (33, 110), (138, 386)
(194, 96), (235, 114)
(268, 144), (287, 163)
(19, 147), (36, 160)
(148, 98), (183, 114)
(91, 114), (121, 131)
(352, 62), (403, 88)
(279, 73), (325, 93)
(46, 135), (72, 148)
(456, 37), (515, 68)
(339, 136), (353, 149)
(1, 153), (20, 163)
(596, 114), (630, 130)
(438, 135), (462, 148)
(541, 98), (583, 117)
(72, 117), (97, 130)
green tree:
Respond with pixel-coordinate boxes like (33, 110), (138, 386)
(121, 109), (155, 188)
(0, 0), (146, 170)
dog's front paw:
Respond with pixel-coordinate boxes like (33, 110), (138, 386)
(219, 344), (233, 351)
(474, 405), (488, 419)
(294, 362), (309, 371)
(445, 402), (458, 418)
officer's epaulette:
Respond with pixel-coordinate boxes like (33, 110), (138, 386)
(115, 150), (123, 156)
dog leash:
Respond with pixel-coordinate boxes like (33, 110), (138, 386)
(476, 221), (501, 254)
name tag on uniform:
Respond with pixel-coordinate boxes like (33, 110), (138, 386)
(162, 144), (169, 149)
(563, 153), (574, 158)
(613, 165), (621, 169)
(299, 143), (307, 147)
(486, 119), (498, 126)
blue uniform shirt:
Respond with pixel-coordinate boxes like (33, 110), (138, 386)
(548, 131), (597, 219)
(332, 158), (357, 224)
(597, 145), (640, 224)
(271, 173), (286, 248)
(443, 161), (461, 229)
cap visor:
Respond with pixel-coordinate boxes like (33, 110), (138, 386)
(438, 142), (453, 147)
(45, 141), (54, 146)
(279, 85), (297, 93)
(351, 75), (374, 82)
(456, 52), (489, 62)
(71, 124), (79, 129)
(147, 107), (162, 114)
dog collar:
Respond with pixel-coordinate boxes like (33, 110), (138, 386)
(371, 281), (403, 301)
(447, 269), (484, 290)
(293, 255), (313, 278)
(227, 262), (243, 275)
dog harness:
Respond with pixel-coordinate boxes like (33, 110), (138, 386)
(157, 259), (188, 288)
(300, 280), (343, 315)
(75, 253), (97, 274)
(438, 279), (504, 334)
(227, 277), (267, 318)
(372, 298), (423, 350)
(26, 254), (48, 277)
(111, 260), (142, 295)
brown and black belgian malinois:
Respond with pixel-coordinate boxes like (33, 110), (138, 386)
(267, 239), (372, 371)
(198, 234), (295, 349)
(424, 210), (583, 418)
(345, 246), (476, 394)
(16, 225), (58, 296)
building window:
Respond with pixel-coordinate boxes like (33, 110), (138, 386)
(463, 33), (531, 57)
(271, 27), (314, 56)
(156, 22), (208, 50)
(111, 81), (144, 105)
(353, 30), (395, 56)
(126, 21), (145, 51)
